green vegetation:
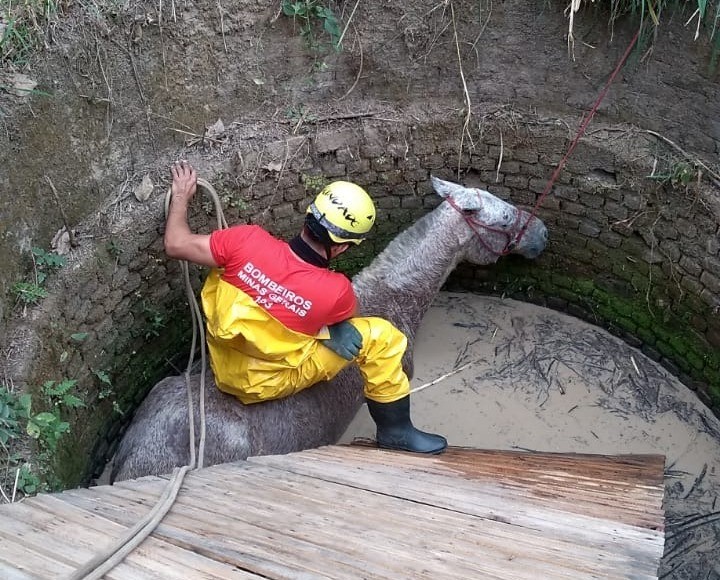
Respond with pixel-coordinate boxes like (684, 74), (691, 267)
(93, 368), (113, 400)
(11, 246), (65, 306)
(0, 377), (84, 499)
(31, 246), (66, 281)
(141, 301), (167, 338)
(0, 386), (31, 449)
(106, 239), (122, 258)
(0, 0), (63, 66)
(569, 0), (720, 61)
(570, 1), (719, 38)
(647, 160), (697, 187)
(300, 172), (329, 194)
(281, 0), (342, 56)
(11, 280), (47, 304)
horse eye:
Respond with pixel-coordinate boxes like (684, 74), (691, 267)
(462, 208), (475, 215)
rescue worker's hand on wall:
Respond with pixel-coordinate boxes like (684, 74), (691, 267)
(164, 161), (217, 267)
(321, 321), (363, 360)
(170, 160), (197, 203)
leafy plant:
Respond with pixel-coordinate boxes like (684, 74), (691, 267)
(281, 0), (342, 55)
(142, 302), (167, 338)
(11, 246), (66, 307)
(93, 369), (114, 399)
(1, 377), (85, 499)
(0, 388), (31, 447)
(106, 239), (122, 258)
(15, 464), (40, 495)
(26, 411), (69, 452)
(286, 104), (317, 124)
(11, 281), (47, 304)
(648, 160), (697, 187)
(31, 246), (66, 284)
(301, 172), (329, 194)
(42, 379), (85, 410)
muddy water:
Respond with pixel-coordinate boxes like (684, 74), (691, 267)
(341, 292), (720, 580)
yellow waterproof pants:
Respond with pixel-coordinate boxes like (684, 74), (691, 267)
(201, 270), (410, 405)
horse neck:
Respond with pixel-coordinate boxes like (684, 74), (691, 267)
(353, 203), (469, 327)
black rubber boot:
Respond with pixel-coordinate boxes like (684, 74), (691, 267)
(366, 396), (448, 454)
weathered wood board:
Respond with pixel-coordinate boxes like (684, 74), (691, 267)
(0, 446), (665, 579)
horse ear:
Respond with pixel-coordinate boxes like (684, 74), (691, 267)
(430, 175), (458, 199)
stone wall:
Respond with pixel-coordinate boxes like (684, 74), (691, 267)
(444, 127), (720, 405)
(3, 109), (719, 485)
(230, 116), (720, 404)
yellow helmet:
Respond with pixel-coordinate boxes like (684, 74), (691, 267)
(306, 181), (376, 244)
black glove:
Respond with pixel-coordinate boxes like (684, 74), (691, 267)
(321, 321), (363, 360)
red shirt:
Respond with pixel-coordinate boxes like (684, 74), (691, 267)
(209, 225), (357, 335)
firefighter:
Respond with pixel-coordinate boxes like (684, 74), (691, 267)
(165, 160), (446, 454)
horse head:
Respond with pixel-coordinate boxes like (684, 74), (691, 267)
(430, 176), (548, 263)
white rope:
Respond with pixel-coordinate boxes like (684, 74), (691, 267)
(66, 466), (189, 580)
(66, 178), (227, 579)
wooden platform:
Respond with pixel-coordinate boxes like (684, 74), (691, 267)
(0, 446), (665, 579)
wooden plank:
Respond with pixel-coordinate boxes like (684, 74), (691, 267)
(0, 532), (76, 579)
(0, 501), (152, 579)
(184, 466), (633, 580)
(334, 445), (666, 500)
(91, 479), (372, 580)
(245, 449), (663, 576)
(249, 449), (664, 544)
(25, 493), (260, 580)
(260, 446), (665, 521)
(292, 446), (666, 529)
(58, 487), (264, 579)
(0, 561), (37, 580)
(98, 459), (647, 580)
(187, 460), (659, 579)
(179, 473), (547, 580)
(114, 477), (417, 580)
(62, 483), (383, 578)
(0, 446), (664, 580)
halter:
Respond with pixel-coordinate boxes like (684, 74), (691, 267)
(446, 195), (529, 257)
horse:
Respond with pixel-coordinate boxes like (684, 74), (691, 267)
(110, 176), (548, 481)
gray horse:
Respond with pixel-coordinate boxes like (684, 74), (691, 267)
(111, 176), (548, 481)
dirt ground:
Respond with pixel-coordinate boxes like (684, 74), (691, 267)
(342, 292), (720, 580)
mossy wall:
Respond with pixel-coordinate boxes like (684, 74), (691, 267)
(3, 111), (719, 486)
(442, 124), (720, 407)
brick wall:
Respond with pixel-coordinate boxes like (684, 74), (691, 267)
(5, 112), (719, 484)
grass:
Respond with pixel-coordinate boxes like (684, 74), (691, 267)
(0, 0), (64, 66)
(568, 1), (720, 46)
(1, 0), (719, 68)
(11, 246), (65, 306)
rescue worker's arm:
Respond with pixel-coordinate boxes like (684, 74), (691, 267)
(164, 161), (218, 268)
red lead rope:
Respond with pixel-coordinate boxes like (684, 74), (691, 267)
(453, 28), (641, 254)
(512, 28), (641, 248)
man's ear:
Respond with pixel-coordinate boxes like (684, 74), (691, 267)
(331, 243), (351, 258)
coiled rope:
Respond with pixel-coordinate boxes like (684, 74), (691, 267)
(67, 178), (227, 580)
